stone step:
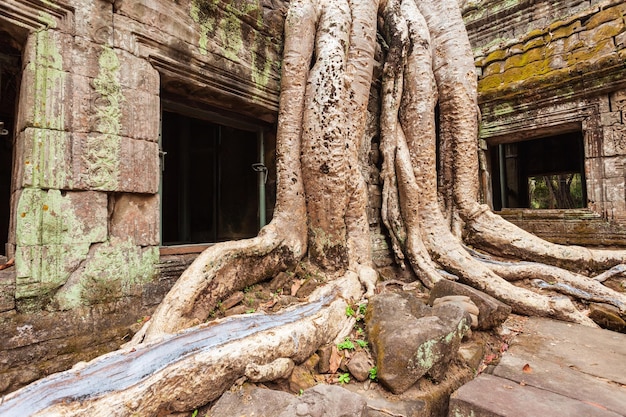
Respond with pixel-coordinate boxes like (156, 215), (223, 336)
(448, 373), (623, 417)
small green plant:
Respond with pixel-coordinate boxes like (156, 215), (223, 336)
(191, 410), (198, 417)
(337, 338), (355, 351)
(245, 308), (255, 314)
(356, 339), (368, 348)
(338, 373), (351, 384)
(369, 366), (378, 381)
(243, 286), (252, 293)
(345, 305), (356, 317)
(358, 303), (367, 315)
(298, 389), (304, 396)
(355, 327), (364, 335)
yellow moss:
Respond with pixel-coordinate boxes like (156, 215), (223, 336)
(477, 74), (503, 93)
(526, 28), (546, 39)
(503, 48), (544, 70)
(588, 20), (624, 44)
(549, 20), (582, 41)
(586, 5), (625, 30)
(567, 39), (616, 66)
(482, 49), (507, 66)
(523, 36), (545, 52)
(482, 62), (502, 77)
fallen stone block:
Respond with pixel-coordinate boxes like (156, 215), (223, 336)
(366, 292), (471, 394)
(428, 279), (511, 330)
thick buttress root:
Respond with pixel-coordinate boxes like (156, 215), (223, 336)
(379, 0), (625, 325)
(139, 0), (626, 347)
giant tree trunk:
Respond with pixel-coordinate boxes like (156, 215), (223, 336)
(2, 0), (625, 415)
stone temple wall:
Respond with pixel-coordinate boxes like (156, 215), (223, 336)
(0, 0), (287, 394)
(464, 0), (626, 245)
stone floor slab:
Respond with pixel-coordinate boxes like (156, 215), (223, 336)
(494, 349), (626, 415)
(510, 318), (626, 384)
(448, 374), (622, 417)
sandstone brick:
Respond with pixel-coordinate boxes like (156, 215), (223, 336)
(40, 190), (108, 245)
(118, 138), (159, 193)
(69, 74), (95, 134)
(116, 49), (160, 93)
(609, 89), (626, 110)
(602, 126), (626, 157)
(585, 5), (626, 30)
(73, 0), (114, 42)
(604, 177), (626, 213)
(482, 61), (502, 77)
(0, 270), (16, 313)
(617, 31), (626, 49)
(17, 63), (72, 132)
(599, 111), (622, 126)
(547, 20), (581, 41)
(17, 128), (72, 190)
(109, 193), (159, 246)
(580, 20), (624, 45)
(119, 88), (160, 141)
(21, 29), (73, 72)
(603, 155), (625, 178)
(70, 36), (115, 80)
(72, 132), (122, 191)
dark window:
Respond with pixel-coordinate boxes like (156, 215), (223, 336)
(489, 132), (587, 210)
(160, 110), (261, 245)
(0, 33), (22, 256)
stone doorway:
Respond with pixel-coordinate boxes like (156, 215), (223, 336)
(489, 131), (587, 211)
(0, 23), (23, 257)
(160, 104), (267, 246)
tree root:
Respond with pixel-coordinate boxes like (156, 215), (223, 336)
(0, 275), (364, 417)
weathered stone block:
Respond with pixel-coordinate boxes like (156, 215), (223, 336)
(602, 155), (625, 178)
(109, 193), (159, 246)
(366, 292), (471, 394)
(603, 125), (626, 156)
(610, 89), (626, 110)
(74, 0), (114, 42)
(17, 63), (71, 132)
(17, 128), (72, 190)
(428, 279), (511, 330)
(581, 19), (624, 45)
(599, 111), (621, 127)
(43, 190), (108, 245)
(116, 49), (160, 93)
(0, 270), (16, 313)
(119, 88), (160, 141)
(21, 29), (73, 72)
(616, 30), (626, 49)
(586, 4), (626, 30)
(14, 243), (91, 298)
(72, 132), (121, 191)
(70, 36), (104, 80)
(52, 240), (159, 310)
(119, 138), (159, 193)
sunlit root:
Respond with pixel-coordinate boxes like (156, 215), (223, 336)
(465, 208), (626, 273)
(1, 275), (363, 417)
(131, 228), (304, 345)
(470, 254), (626, 313)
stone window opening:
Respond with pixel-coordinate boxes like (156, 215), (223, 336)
(159, 101), (273, 249)
(0, 27), (23, 257)
(488, 131), (587, 211)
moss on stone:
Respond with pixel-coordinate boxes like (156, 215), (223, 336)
(28, 30), (66, 131)
(53, 239), (159, 310)
(586, 5), (626, 30)
(87, 46), (123, 190)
